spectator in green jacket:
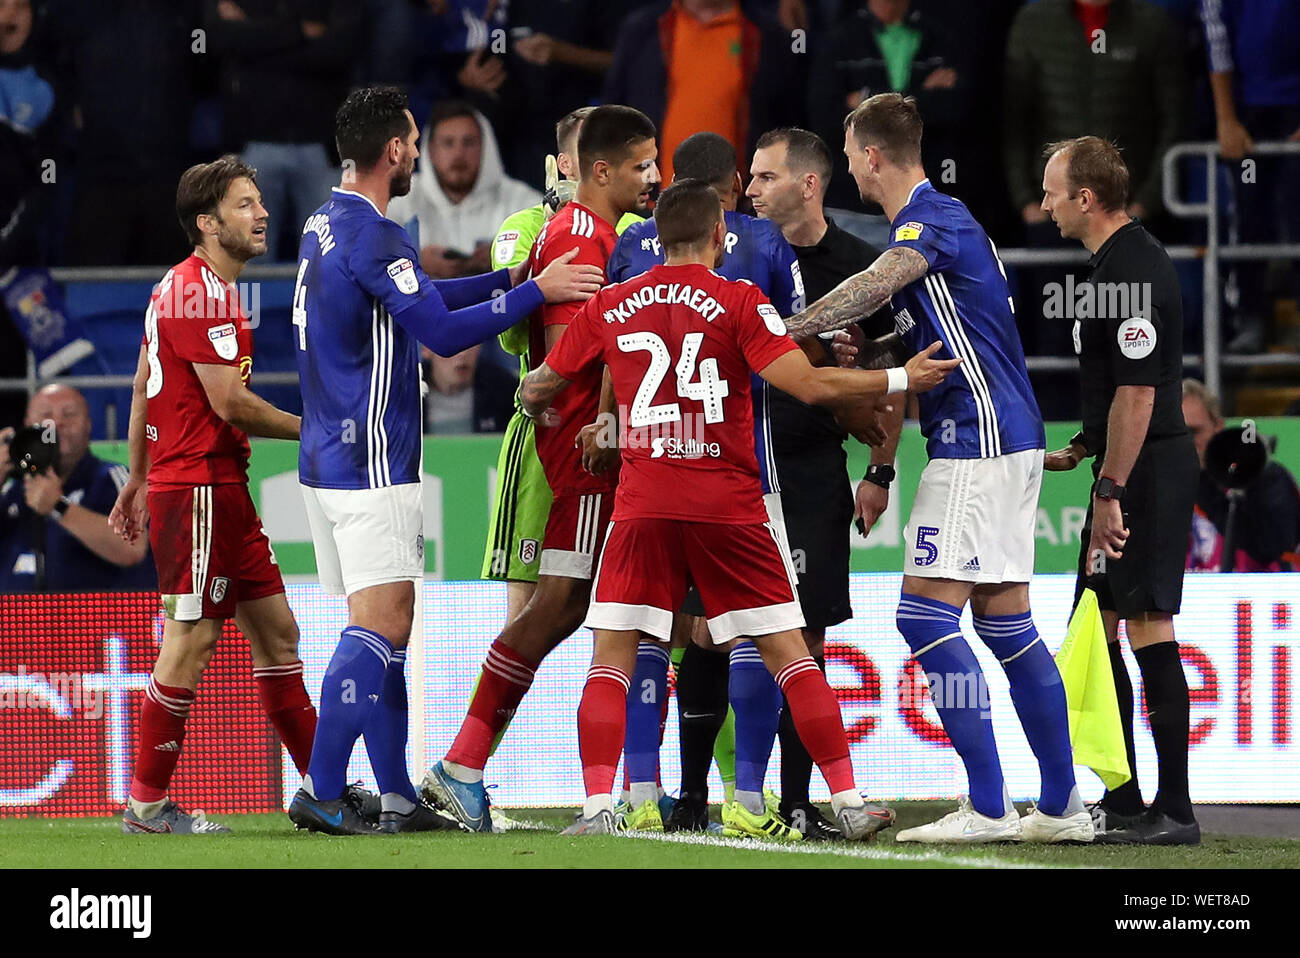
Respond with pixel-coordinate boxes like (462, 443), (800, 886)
(1004, 0), (1186, 230)
(1003, 0), (1186, 408)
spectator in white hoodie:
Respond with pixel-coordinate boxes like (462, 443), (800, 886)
(388, 99), (542, 278)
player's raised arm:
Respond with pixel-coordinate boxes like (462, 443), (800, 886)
(194, 363), (301, 440)
(783, 245), (929, 341)
(359, 217), (602, 357)
(757, 340), (959, 406)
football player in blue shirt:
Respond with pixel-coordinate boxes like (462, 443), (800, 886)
(286, 86), (602, 834)
(788, 93), (1091, 844)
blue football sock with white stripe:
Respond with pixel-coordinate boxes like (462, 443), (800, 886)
(625, 642), (669, 802)
(729, 641), (782, 813)
(897, 594), (1007, 819)
(973, 611), (1077, 816)
(363, 647), (418, 810)
(305, 626), (392, 801)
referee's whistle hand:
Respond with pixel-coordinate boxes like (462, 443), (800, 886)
(903, 341), (962, 393)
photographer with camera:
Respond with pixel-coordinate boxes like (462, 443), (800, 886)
(1182, 378), (1300, 573)
(0, 384), (154, 592)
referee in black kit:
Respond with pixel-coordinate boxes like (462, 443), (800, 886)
(747, 127), (893, 838)
(1039, 136), (1200, 845)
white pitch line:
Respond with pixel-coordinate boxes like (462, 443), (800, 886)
(506, 818), (1085, 868)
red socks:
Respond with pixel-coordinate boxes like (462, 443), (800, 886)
(446, 640), (537, 770)
(578, 665), (631, 799)
(776, 657), (856, 795)
(129, 676), (194, 803)
(254, 661), (317, 774)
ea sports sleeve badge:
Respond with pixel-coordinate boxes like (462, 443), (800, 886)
(1116, 318), (1157, 359)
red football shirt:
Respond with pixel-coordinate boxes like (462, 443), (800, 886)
(546, 263), (799, 523)
(527, 201), (620, 497)
(143, 255), (254, 488)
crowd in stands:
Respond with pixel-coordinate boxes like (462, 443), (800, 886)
(1, 1), (1299, 361)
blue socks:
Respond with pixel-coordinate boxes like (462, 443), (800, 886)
(973, 611), (1077, 816)
(305, 626), (392, 801)
(897, 595), (1007, 818)
(729, 641), (782, 813)
(364, 647), (418, 810)
(625, 642), (669, 798)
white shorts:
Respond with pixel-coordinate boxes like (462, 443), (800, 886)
(904, 448), (1043, 584)
(301, 482), (424, 596)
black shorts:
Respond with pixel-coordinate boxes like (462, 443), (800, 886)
(774, 442), (853, 630)
(1074, 432), (1197, 618)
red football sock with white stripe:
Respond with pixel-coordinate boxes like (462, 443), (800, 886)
(129, 676), (195, 804)
(254, 660), (317, 775)
(578, 665), (631, 806)
(446, 640), (536, 771)
(775, 657), (856, 795)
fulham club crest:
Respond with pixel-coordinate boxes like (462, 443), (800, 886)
(209, 577), (230, 603)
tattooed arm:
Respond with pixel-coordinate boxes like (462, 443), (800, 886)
(519, 362), (572, 421)
(784, 246), (930, 341)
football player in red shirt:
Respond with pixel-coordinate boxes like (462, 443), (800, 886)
(421, 106), (659, 830)
(521, 180), (960, 836)
(109, 156), (330, 834)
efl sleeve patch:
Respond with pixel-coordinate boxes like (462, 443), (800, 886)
(494, 230), (520, 265)
(207, 323), (238, 361)
(757, 302), (787, 336)
(1116, 318), (1157, 359)
(894, 221), (925, 242)
(387, 257), (419, 294)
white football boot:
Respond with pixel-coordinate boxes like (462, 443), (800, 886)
(894, 795), (1023, 844)
(1020, 797), (1096, 844)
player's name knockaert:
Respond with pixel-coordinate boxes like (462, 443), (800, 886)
(602, 283), (728, 324)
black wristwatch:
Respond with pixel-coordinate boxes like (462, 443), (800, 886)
(49, 495), (71, 521)
(863, 464), (896, 490)
(1093, 476), (1125, 503)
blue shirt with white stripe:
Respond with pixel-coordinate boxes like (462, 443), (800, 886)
(886, 180), (1045, 460)
(295, 189), (431, 490)
(608, 210), (804, 493)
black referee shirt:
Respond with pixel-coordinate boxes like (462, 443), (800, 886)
(1075, 220), (1187, 459)
(768, 218), (891, 450)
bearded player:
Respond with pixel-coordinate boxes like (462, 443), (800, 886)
(422, 105), (659, 831)
(520, 180), (958, 836)
(110, 155), (318, 835)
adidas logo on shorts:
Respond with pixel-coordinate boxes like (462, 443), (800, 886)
(962, 556), (981, 573)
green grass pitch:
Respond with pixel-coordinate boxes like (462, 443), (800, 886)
(4, 803), (1298, 869)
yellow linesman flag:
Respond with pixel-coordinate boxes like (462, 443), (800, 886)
(1055, 588), (1132, 790)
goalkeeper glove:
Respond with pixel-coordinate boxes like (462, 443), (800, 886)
(542, 154), (576, 219)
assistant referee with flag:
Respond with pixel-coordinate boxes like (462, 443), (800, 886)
(1039, 136), (1199, 846)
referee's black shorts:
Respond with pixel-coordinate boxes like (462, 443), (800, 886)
(1075, 432), (1198, 618)
(774, 441), (853, 631)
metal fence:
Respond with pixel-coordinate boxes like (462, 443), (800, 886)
(4, 140), (1299, 411)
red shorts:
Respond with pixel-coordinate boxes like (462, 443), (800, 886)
(148, 483), (284, 621)
(586, 518), (805, 643)
(539, 491), (615, 580)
